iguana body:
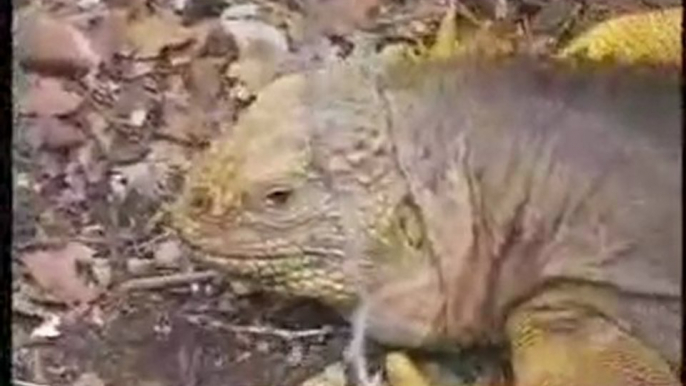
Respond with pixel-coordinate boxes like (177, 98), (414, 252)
(170, 53), (682, 385)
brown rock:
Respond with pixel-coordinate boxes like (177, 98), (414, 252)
(199, 23), (238, 59)
(86, 9), (129, 64)
(27, 116), (85, 150)
(20, 77), (83, 117)
(17, 15), (100, 78)
(21, 242), (99, 306)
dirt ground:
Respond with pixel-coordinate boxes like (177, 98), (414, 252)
(13, 290), (350, 386)
(11, 0), (680, 385)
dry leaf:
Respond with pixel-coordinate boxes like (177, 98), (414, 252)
(20, 77), (83, 117)
(125, 11), (195, 58)
(22, 242), (99, 305)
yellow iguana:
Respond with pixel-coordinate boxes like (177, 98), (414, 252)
(169, 7), (683, 386)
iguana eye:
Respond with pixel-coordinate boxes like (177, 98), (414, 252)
(264, 188), (293, 207)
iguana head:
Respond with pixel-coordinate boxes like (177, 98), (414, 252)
(170, 62), (433, 310)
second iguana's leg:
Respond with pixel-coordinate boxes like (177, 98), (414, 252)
(504, 297), (679, 386)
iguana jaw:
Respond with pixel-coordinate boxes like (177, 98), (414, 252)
(177, 235), (357, 306)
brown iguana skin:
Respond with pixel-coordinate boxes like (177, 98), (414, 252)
(170, 57), (682, 385)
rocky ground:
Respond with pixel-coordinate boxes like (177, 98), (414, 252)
(11, 0), (678, 385)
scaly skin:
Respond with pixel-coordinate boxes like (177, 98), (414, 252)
(558, 8), (682, 67)
(170, 55), (682, 385)
(169, 10), (682, 386)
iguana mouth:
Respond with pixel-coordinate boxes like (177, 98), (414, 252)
(185, 241), (319, 268)
(186, 241), (344, 263)
(194, 249), (315, 271)
(186, 245), (355, 304)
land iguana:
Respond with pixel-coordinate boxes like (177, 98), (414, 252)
(169, 13), (683, 386)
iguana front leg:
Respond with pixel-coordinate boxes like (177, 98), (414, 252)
(381, 300), (680, 386)
(504, 298), (680, 386)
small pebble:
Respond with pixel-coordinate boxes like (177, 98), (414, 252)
(153, 239), (183, 269)
(91, 259), (112, 287)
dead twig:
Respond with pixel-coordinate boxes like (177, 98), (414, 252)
(185, 314), (334, 341)
(13, 380), (49, 386)
(116, 271), (218, 292)
(12, 236), (111, 253)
